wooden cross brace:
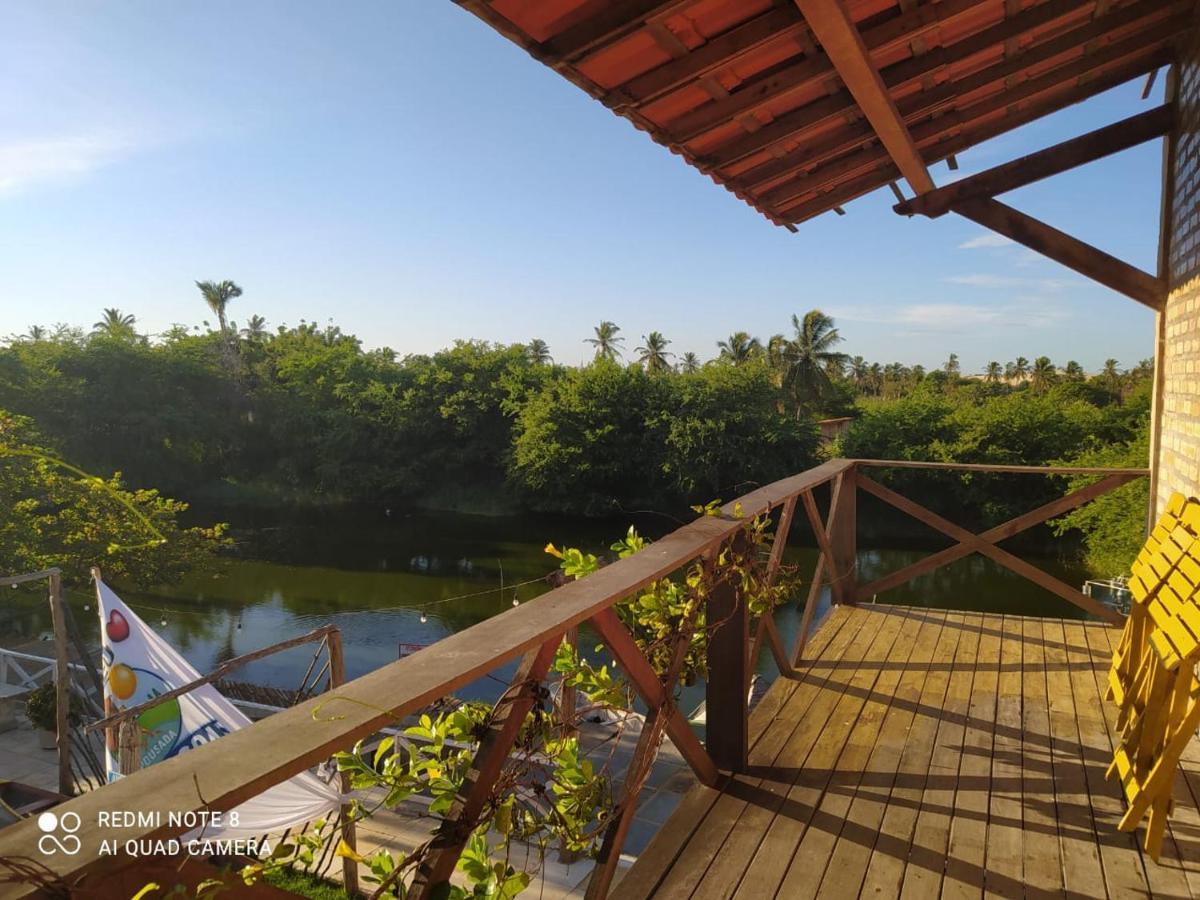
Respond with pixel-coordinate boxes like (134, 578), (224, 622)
(855, 473), (1134, 625)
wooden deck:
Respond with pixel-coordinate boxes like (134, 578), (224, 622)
(614, 604), (1200, 900)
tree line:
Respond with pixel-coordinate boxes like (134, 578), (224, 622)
(1, 281), (1152, 579)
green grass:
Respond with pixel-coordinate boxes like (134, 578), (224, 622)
(263, 868), (352, 899)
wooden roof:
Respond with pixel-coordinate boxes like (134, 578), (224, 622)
(456, 0), (1188, 227)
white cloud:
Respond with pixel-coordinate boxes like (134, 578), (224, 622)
(958, 233), (1014, 250)
(838, 298), (1070, 334)
(0, 133), (134, 195)
(944, 273), (1077, 291)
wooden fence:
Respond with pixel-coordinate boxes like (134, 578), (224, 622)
(0, 458), (1144, 898)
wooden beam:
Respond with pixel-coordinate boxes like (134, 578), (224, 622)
(411, 641), (559, 899)
(781, 34), (1176, 224)
(854, 473), (1142, 601)
(802, 489), (845, 605)
(780, 47), (1173, 222)
(793, 473), (848, 664)
(585, 563), (707, 900)
(0, 567), (60, 587)
(852, 459), (1150, 476)
(897, 104), (1174, 218)
(789, 0), (934, 192)
(618, 6), (802, 106)
(710, 0), (1116, 169)
(954, 197), (1165, 310)
(761, 615), (793, 676)
(590, 607), (720, 785)
(759, 5), (1183, 207)
(668, 0), (994, 141)
(542, 0), (698, 63)
(87, 625), (340, 733)
(766, 495), (799, 584)
(856, 475), (1123, 624)
(829, 469), (857, 603)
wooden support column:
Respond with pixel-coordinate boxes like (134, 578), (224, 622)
(48, 571), (73, 796)
(1149, 66), (1179, 526)
(326, 630), (359, 897)
(706, 533), (749, 772)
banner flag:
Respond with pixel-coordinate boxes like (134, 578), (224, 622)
(97, 578), (340, 839)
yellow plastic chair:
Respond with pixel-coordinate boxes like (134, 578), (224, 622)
(1107, 493), (1200, 860)
(1108, 493), (1190, 709)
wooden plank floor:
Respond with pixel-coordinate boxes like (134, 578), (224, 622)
(612, 605), (1200, 900)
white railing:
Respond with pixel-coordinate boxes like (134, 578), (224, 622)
(0, 648), (94, 697)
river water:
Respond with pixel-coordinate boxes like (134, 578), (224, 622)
(4, 508), (1094, 708)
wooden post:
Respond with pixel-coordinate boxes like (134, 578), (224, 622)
(829, 469), (857, 604)
(706, 533), (749, 772)
(559, 627), (577, 737)
(326, 629), (359, 897)
(118, 719), (141, 776)
(48, 571), (73, 796)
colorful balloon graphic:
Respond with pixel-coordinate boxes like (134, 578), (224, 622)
(107, 663), (137, 700)
(105, 610), (130, 642)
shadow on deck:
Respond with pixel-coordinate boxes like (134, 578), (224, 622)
(614, 604), (1200, 900)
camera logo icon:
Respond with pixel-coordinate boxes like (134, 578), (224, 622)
(37, 811), (82, 856)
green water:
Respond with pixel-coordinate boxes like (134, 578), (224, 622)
(3, 509), (1098, 705)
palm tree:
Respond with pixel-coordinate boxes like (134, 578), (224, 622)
(944, 353), (960, 379)
(848, 356), (869, 389)
(765, 334), (790, 387)
(784, 310), (847, 411)
(92, 308), (138, 340)
(1011, 356), (1030, 383)
(585, 321), (624, 361)
(867, 362), (883, 396)
(984, 361), (1003, 383)
(1101, 358), (1123, 395)
(195, 280), (243, 336)
(24, 325), (45, 341)
(240, 315), (269, 341)
(1063, 360), (1085, 381)
(636, 332), (673, 373)
(526, 338), (552, 365)
(679, 352), (701, 374)
(1030, 356), (1057, 392)
(717, 331), (762, 365)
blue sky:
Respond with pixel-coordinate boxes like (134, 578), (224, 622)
(0, 1), (1163, 373)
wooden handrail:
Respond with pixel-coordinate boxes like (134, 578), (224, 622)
(0, 459), (853, 896)
(851, 458), (1149, 476)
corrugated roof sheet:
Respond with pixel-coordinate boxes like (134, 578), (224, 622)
(457, 0), (1187, 226)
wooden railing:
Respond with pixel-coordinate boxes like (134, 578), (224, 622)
(0, 458), (1144, 898)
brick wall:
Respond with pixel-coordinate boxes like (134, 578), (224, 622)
(1157, 29), (1200, 514)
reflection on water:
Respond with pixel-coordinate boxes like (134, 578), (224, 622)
(2, 509), (1093, 706)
